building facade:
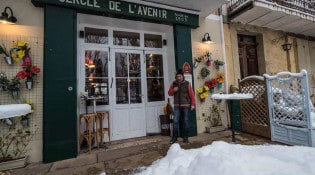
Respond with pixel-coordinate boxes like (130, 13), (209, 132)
(0, 0), (228, 164)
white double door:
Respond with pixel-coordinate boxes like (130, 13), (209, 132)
(110, 49), (146, 140)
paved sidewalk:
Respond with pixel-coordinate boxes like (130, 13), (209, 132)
(2, 130), (279, 175)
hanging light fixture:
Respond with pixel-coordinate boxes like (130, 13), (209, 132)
(0, 7), (17, 24)
(202, 33), (214, 44)
(88, 59), (95, 68)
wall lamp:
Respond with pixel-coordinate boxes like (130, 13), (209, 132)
(202, 33), (214, 44)
(0, 6), (17, 24)
(282, 42), (292, 51)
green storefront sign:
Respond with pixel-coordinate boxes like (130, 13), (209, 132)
(32, 0), (199, 27)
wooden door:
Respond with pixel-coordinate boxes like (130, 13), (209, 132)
(238, 35), (259, 79)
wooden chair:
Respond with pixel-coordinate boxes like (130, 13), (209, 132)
(79, 113), (98, 153)
(96, 111), (110, 145)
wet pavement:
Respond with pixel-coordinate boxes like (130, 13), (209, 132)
(2, 130), (281, 175)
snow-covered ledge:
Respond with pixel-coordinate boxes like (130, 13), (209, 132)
(0, 104), (31, 120)
(211, 93), (253, 100)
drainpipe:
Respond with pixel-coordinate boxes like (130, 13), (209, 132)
(284, 35), (292, 72)
(219, 8), (228, 93)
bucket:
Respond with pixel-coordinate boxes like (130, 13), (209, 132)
(159, 115), (170, 136)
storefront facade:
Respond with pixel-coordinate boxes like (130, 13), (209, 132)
(0, 0), (228, 164)
(32, 0), (201, 163)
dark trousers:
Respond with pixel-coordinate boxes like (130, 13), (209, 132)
(172, 106), (189, 139)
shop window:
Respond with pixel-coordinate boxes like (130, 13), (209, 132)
(85, 50), (109, 105)
(113, 31), (140, 47)
(84, 27), (108, 44)
(144, 34), (162, 48)
(146, 54), (165, 102)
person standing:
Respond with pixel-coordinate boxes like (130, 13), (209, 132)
(168, 69), (195, 144)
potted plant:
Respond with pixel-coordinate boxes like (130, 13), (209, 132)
(7, 77), (21, 99)
(0, 43), (12, 65)
(216, 72), (225, 89)
(10, 40), (28, 63)
(16, 60), (40, 90)
(20, 101), (34, 128)
(0, 129), (32, 171)
(205, 52), (212, 66)
(200, 67), (210, 78)
(205, 78), (218, 93)
(0, 73), (9, 91)
(197, 85), (209, 102)
(194, 57), (202, 68)
(214, 59), (225, 70)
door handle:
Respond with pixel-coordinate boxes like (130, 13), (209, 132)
(68, 86), (73, 91)
(110, 77), (113, 88)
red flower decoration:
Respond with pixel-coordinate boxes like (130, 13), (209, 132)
(205, 78), (218, 89)
(16, 61), (40, 79)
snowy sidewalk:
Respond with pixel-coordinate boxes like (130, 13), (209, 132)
(5, 130), (278, 175)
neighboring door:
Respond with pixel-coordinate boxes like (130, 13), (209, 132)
(111, 49), (146, 140)
(238, 34), (259, 79)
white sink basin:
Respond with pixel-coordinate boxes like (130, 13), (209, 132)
(0, 104), (31, 119)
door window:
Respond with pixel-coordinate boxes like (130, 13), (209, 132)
(85, 50), (109, 105)
(115, 52), (142, 104)
(146, 53), (165, 102)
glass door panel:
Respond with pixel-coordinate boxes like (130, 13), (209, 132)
(114, 52), (142, 104)
(146, 53), (165, 102)
(130, 79), (142, 104)
(85, 50), (109, 105)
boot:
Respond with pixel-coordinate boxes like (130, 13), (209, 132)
(170, 132), (178, 144)
(183, 137), (189, 143)
(183, 129), (189, 143)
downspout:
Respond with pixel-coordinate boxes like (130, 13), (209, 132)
(219, 8), (228, 93)
(284, 35), (292, 71)
(219, 7), (230, 128)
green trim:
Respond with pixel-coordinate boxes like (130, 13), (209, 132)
(31, 0), (199, 28)
(43, 5), (77, 163)
(173, 25), (197, 137)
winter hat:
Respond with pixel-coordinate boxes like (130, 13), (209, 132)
(176, 69), (184, 77)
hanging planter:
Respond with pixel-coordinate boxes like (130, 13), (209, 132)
(218, 83), (223, 89)
(210, 88), (215, 93)
(0, 43), (12, 65)
(21, 117), (30, 128)
(200, 67), (210, 78)
(206, 59), (212, 67)
(11, 90), (20, 99)
(25, 77), (33, 90)
(194, 57), (202, 68)
(214, 60), (225, 70)
(4, 56), (13, 65)
(205, 52), (212, 67)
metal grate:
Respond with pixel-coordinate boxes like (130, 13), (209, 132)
(0, 34), (43, 141)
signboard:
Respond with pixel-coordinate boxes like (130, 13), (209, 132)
(32, 0), (199, 28)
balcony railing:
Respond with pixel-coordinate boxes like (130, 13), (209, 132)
(228, 0), (315, 16)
